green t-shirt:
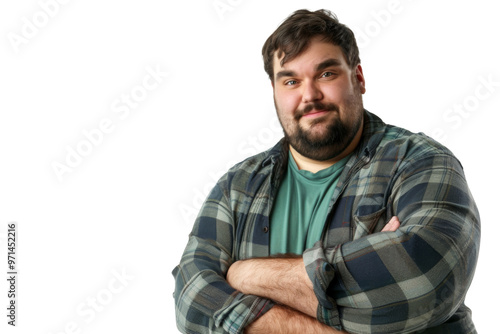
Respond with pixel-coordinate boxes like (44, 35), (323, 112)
(270, 151), (350, 255)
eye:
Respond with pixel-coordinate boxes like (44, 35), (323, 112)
(321, 71), (335, 78)
(285, 79), (298, 86)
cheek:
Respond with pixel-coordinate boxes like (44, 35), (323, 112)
(275, 91), (299, 115)
(274, 94), (297, 130)
(325, 84), (349, 102)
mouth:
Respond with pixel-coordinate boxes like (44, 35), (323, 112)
(302, 109), (329, 118)
(295, 103), (338, 121)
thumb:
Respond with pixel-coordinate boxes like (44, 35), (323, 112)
(381, 216), (400, 232)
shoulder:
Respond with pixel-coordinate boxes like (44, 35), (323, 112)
(364, 111), (454, 160)
(364, 112), (464, 179)
(384, 125), (455, 158)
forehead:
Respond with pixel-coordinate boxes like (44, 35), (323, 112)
(273, 38), (347, 74)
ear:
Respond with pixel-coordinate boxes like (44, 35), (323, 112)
(355, 64), (366, 94)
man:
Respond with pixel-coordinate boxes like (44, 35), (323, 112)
(172, 9), (480, 333)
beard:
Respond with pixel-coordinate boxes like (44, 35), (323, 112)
(276, 90), (364, 161)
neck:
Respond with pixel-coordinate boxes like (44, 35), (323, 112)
(289, 122), (364, 173)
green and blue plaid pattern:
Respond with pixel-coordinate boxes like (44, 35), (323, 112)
(173, 111), (480, 334)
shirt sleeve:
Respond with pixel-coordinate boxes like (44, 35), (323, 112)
(172, 180), (274, 334)
(303, 152), (480, 333)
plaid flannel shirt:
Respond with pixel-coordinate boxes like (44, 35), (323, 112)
(172, 110), (480, 334)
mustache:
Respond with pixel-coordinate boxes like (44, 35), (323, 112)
(294, 102), (339, 120)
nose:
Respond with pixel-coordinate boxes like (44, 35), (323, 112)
(301, 80), (323, 103)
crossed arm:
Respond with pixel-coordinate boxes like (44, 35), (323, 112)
(227, 257), (339, 334)
(173, 152), (480, 333)
(226, 217), (401, 333)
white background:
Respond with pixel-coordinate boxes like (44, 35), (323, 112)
(1, 0), (498, 333)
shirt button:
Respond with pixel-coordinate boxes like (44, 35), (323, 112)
(263, 226), (269, 233)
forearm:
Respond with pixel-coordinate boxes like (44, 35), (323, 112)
(245, 305), (347, 334)
(227, 217), (401, 320)
(227, 256), (318, 318)
(226, 217), (401, 323)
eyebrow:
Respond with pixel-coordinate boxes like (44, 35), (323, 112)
(315, 58), (342, 72)
(275, 70), (297, 81)
(275, 58), (343, 81)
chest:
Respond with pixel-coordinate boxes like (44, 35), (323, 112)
(236, 162), (396, 260)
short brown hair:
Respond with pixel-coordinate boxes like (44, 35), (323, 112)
(262, 9), (361, 81)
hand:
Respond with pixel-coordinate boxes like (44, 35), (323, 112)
(381, 216), (400, 232)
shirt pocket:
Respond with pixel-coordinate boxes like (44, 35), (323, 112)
(352, 207), (387, 240)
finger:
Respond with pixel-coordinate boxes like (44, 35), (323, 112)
(381, 216), (400, 232)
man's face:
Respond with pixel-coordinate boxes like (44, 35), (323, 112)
(272, 36), (366, 161)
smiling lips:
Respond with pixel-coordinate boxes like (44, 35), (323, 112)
(294, 102), (339, 121)
(302, 109), (329, 118)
